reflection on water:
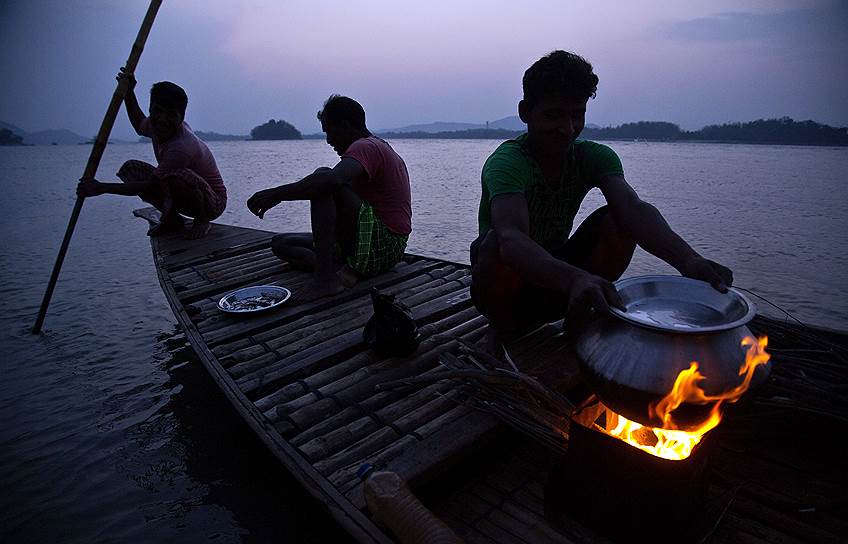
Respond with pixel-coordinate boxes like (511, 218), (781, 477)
(1, 140), (846, 542)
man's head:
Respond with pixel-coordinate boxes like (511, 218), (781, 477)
(149, 81), (188, 141)
(317, 95), (369, 156)
(519, 51), (598, 152)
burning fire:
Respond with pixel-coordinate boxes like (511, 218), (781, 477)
(591, 336), (770, 461)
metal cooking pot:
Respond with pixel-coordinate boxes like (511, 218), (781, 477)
(575, 275), (771, 430)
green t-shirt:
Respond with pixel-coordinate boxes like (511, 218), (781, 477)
(478, 133), (624, 249)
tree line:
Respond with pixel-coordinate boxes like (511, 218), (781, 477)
(374, 118), (848, 146)
(584, 118), (848, 145)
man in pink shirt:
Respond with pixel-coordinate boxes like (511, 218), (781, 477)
(77, 70), (227, 239)
(248, 95), (412, 302)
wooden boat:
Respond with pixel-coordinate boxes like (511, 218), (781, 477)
(134, 207), (847, 543)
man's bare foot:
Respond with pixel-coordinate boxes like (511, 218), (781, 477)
(292, 277), (345, 304)
(185, 220), (211, 239)
(147, 216), (184, 237)
(337, 264), (359, 288)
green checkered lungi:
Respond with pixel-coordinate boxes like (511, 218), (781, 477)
(346, 202), (408, 277)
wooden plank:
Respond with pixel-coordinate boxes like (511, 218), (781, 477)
(196, 260), (423, 333)
(267, 317), (488, 426)
(170, 246), (276, 281)
(176, 261), (291, 301)
(200, 259), (440, 346)
(333, 403), (484, 495)
(237, 287), (480, 398)
(287, 369), (451, 447)
(225, 270), (466, 376)
(210, 266), (458, 358)
(342, 408), (500, 510)
(255, 306), (483, 415)
(163, 229), (274, 271)
(297, 381), (455, 462)
(498, 501), (571, 544)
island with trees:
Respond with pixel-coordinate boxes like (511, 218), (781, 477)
(367, 117), (847, 146)
(250, 119), (303, 140)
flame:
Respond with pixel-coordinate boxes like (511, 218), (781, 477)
(591, 336), (769, 461)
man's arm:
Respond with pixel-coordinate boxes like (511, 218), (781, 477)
(490, 193), (623, 315)
(597, 173), (733, 291)
(117, 68), (145, 133)
(247, 158), (366, 218)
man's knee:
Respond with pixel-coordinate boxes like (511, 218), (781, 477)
(471, 230), (502, 267)
(568, 206), (635, 281)
(471, 230), (520, 315)
(271, 233), (293, 257)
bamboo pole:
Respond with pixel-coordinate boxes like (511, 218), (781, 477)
(32, 0), (164, 334)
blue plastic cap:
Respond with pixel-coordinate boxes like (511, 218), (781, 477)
(357, 463), (375, 481)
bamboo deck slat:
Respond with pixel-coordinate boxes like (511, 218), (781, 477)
(135, 207), (847, 544)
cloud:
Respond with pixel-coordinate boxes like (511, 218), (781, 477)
(654, 1), (848, 46)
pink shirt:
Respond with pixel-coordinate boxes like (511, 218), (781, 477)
(343, 136), (412, 235)
(138, 118), (227, 202)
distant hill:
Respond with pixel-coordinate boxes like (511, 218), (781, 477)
(378, 128), (522, 140)
(1, 128), (25, 146)
(379, 116), (527, 133)
(488, 116), (525, 131)
(195, 131), (247, 141)
(23, 129), (89, 145)
(138, 130), (248, 143)
(0, 120), (26, 136)
(366, 116), (593, 135)
(378, 121), (483, 133)
(0, 121), (90, 145)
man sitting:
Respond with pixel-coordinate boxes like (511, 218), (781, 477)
(247, 95), (412, 302)
(472, 50), (733, 349)
(77, 69), (227, 239)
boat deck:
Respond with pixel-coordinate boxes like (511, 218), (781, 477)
(135, 208), (847, 543)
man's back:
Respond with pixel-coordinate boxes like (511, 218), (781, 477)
(139, 118), (227, 202)
(343, 136), (412, 236)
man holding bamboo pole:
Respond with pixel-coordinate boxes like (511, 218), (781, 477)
(76, 69), (227, 239)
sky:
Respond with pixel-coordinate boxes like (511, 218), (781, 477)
(1, 0), (847, 139)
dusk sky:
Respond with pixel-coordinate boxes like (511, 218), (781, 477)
(2, 0), (846, 139)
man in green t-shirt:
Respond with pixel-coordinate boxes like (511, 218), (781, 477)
(472, 50), (733, 346)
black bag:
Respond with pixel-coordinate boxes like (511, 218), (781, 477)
(363, 287), (421, 356)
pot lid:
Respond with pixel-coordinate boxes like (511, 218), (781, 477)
(610, 276), (756, 334)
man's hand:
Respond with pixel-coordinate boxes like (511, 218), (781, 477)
(679, 256), (733, 293)
(76, 177), (105, 198)
(247, 187), (282, 219)
(116, 67), (137, 93)
(566, 272), (625, 327)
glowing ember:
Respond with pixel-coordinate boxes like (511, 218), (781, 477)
(589, 336), (770, 461)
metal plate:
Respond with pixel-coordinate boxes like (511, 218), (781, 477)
(217, 285), (291, 313)
(610, 275), (755, 333)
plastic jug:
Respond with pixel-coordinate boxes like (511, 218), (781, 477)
(358, 464), (463, 544)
